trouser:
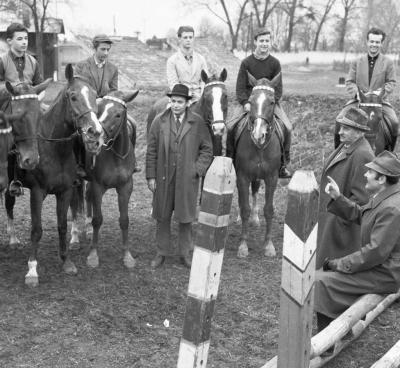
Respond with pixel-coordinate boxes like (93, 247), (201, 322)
(335, 102), (399, 149)
(156, 219), (192, 257)
(127, 114), (138, 170)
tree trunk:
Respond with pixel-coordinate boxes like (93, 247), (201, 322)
(284, 0), (297, 52)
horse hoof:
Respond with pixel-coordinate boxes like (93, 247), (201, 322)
(25, 276), (39, 287)
(237, 244), (248, 258)
(87, 251), (99, 268)
(69, 241), (80, 251)
(63, 260), (78, 275)
(264, 244), (276, 257)
(123, 253), (136, 269)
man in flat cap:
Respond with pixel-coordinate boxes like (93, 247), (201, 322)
(233, 27), (292, 178)
(146, 83), (213, 269)
(316, 107), (374, 269)
(314, 150), (400, 333)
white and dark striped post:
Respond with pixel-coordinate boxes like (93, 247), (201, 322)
(177, 156), (236, 368)
(277, 170), (319, 368)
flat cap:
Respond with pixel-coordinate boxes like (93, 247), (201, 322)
(365, 150), (400, 177)
(92, 34), (112, 44)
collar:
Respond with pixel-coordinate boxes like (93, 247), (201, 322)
(367, 53), (379, 62)
(93, 56), (106, 68)
(9, 50), (25, 61)
(253, 50), (270, 61)
(175, 112), (185, 122)
(179, 49), (193, 60)
(368, 183), (400, 210)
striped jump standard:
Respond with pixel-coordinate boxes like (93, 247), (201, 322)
(177, 156), (236, 368)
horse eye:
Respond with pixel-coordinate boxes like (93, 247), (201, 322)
(116, 114), (121, 118)
(71, 95), (77, 102)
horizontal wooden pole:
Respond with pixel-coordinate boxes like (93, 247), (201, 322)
(370, 340), (400, 368)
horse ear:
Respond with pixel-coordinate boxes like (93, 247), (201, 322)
(65, 63), (74, 82)
(33, 78), (52, 95)
(219, 68), (227, 82)
(5, 81), (15, 96)
(123, 90), (139, 103)
(270, 72), (281, 88)
(247, 71), (257, 87)
(201, 69), (208, 83)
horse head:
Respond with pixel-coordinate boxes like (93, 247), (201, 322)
(0, 111), (13, 191)
(247, 72), (280, 148)
(5, 81), (41, 170)
(98, 90), (139, 147)
(65, 63), (104, 155)
(199, 68), (228, 137)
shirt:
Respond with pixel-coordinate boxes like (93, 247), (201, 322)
(368, 54), (379, 85)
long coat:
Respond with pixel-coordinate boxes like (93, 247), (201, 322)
(346, 53), (396, 101)
(146, 108), (213, 223)
(74, 57), (118, 98)
(316, 136), (374, 269)
(314, 184), (400, 318)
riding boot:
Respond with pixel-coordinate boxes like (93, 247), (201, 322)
(72, 135), (87, 181)
(389, 118), (399, 151)
(226, 124), (236, 160)
(334, 121), (341, 149)
(279, 128), (292, 179)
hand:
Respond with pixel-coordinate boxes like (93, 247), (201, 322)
(96, 98), (103, 105)
(244, 103), (251, 112)
(325, 176), (340, 200)
(322, 258), (339, 272)
(346, 84), (357, 98)
(147, 178), (156, 193)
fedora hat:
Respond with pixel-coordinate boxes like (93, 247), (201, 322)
(166, 84), (192, 100)
(336, 107), (370, 132)
(92, 34), (113, 45)
(365, 150), (400, 177)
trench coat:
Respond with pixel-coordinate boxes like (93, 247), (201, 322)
(314, 184), (400, 318)
(146, 108), (213, 223)
(316, 136), (374, 269)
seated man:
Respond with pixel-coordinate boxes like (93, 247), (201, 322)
(74, 34), (139, 175)
(232, 27), (292, 178)
(335, 27), (398, 149)
(315, 150), (400, 332)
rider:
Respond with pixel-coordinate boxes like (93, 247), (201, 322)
(74, 34), (139, 176)
(166, 25), (208, 103)
(232, 27), (292, 179)
(335, 27), (398, 148)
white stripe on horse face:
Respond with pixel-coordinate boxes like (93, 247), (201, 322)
(81, 85), (103, 133)
(81, 86), (92, 111)
(99, 103), (113, 123)
(257, 92), (266, 118)
(211, 87), (223, 121)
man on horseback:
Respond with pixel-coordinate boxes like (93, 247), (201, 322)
(335, 27), (398, 149)
(146, 84), (213, 269)
(74, 34), (139, 176)
(166, 25), (208, 103)
(232, 27), (292, 179)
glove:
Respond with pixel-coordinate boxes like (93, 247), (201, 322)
(322, 258), (339, 272)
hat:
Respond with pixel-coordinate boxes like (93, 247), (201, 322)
(336, 107), (370, 132)
(92, 34), (113, 45)
(365, 151), (400, 177)
(254, 27), (271, 39)
(166, 84), (192, 100)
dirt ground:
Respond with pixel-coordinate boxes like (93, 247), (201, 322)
(1, 74), (400, 368)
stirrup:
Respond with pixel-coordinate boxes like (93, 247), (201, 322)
(9, 180), (24, 197)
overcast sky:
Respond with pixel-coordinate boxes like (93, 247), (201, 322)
(54, 0), (210, 40)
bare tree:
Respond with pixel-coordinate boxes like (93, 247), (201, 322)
(311, 0), (336, 50)
(251, 0), (282, 28)
(336, 0), (357, 51)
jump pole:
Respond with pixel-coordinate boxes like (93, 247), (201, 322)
(177, 156), (236, 368)
(370, 340), (400, 368)
(276, 170), (319, 368)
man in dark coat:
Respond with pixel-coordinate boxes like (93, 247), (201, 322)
(314, 150), (400, 332)
(316, 107), (374, 269)
(146, 83), (213, 269)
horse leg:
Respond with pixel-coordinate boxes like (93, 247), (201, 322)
(237, 174), (251, 258)
(263, 176), (278, 257)
(249, 180), (261, 227)
(85, 182), (93, 242)
(25, 188), (45, 287)
(69, 182), (84, 249)
(56, 189), (77, 275)
(86, 182), (104, 268)
(117, 178), (136, 269)
(5, 191), (22, 249)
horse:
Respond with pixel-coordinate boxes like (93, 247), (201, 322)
(233, 73), (282, 258)
(69, 90), (139, 269)
(5, 64), (105, 286)
(146, 69), (228, 156)
(0, 112), (13, 191)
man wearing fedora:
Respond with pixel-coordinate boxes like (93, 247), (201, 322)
(335, 27), (398, 149)
(316, 107), (374, 269)
(314, 150), (400, 332)
(146, 83), (213, 269)
(232, 27), (292, 179)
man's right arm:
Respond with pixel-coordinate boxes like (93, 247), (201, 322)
(345, 59), (358, 98)
(236, 61), (249, 106)
(327, 194), (363, 225)
(166, 55), (179, 90)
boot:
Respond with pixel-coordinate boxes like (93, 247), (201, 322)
(279, 165), (292, 179)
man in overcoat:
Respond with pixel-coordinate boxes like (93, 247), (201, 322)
(335, 27), (398, 148)
(316, 107), (374, 269)
(146, 83), (213, 269)
(314, 150), (400, 332)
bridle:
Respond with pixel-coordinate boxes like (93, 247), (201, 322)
(10, 94), (39, 143)
(202, 80), (227, 129)
(0, 116), (12, 170)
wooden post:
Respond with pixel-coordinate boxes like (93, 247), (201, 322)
(370, 340), (400, 368)
(177, 156), (236, 368)
(277, 170), (319, 368)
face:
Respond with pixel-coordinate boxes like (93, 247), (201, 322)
(179, 31), (194, 50)
(367, 33), (383, 56)
(338, 125), (362, 145)
(170, 95), (188, 116)
(94, 42), (111, 62)
(254, 33), (271, 55)
(364, 169), (384, 194)
(7, 31), (28, 55)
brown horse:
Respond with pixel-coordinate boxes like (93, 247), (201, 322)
(146, 69), (228, 156)
(69, 90), (139, 269)
(233, 73), (281, 258)
(5, 64), (104, 286)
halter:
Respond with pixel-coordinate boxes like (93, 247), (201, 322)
(103, 95), (127, 108)
(359, 103), (382, 107)
(11, 94), (38, 101)
(204, 81), (225, 88)
(0, 126), (12, 134)
(253, 85), (275, 93)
